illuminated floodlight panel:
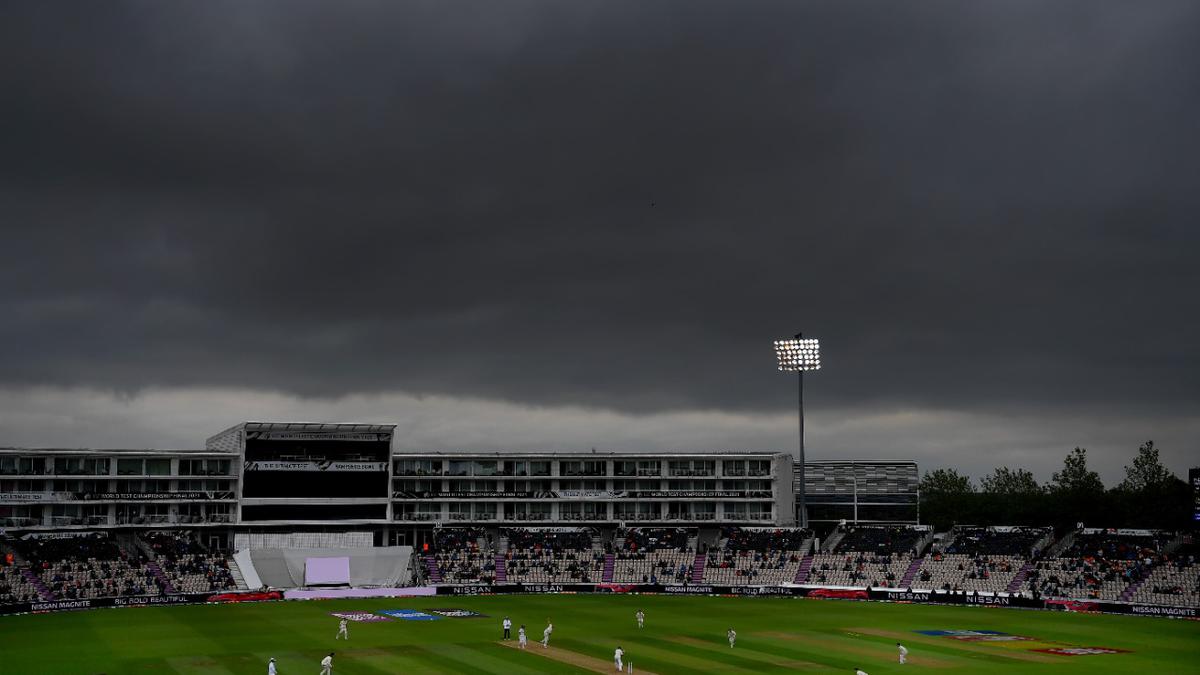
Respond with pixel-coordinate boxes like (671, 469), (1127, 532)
(774, 337), (821, 371)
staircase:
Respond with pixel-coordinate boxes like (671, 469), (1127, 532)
(1006, 561), (1033, 594)
(690, 552), (705, 583)
(21, 568), (55, 600)
(424, 555), (442, 583)
(146, 561), (177, 593)
(227, 557), (250, 590)
(823, 528), (846, 553)
(1120, 575), (1149, 602)
(602, 554), (615, 583)
(899, 557), (924, 587)
(494, 555), (507, 583)
(793, 554), (815, 584)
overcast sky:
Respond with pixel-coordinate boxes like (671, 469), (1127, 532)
(1, 1), (1197, 483)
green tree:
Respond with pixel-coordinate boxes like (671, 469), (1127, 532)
(918, 468), (976, 530)
(1049, 447), (1104, 494)
(1047, 447), (1107, 528)
(1118, 441), (1175, 492)
(920, 468), (974, 496)
(980, 467), (1041, 495)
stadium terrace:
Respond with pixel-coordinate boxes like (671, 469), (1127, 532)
(1, 421), (1196, 621)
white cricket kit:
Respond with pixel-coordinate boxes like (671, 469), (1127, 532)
(542, 624), (553, 647)
(320, 655), (333, 675)
(899, 645), (908, 664)
(519, 628), (528, 648)
(636, 611), (644, 628)
(856, 670), (869, 675)
(267, 661), (277, 675)
(614, 647), (624, 671)
(337, 619), (349, 639)
(728, 630), (736, 647)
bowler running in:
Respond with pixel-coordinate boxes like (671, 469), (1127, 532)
(320, 653), (334, 675)
(542, 620), (554, 648)
(897, 642), (908, 664)
(614, 646), (624, 671)
(635, 609), (645, 629)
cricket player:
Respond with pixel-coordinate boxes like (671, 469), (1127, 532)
(635, 609), (645, 629)
(897, 642), (908, 664)
(503, 616), (513, 640)
(614, 646), (625, 671)
(519, 625), (528, 649)
(542, 620), (554, 648)
(319, 653), (334, 675)
(855, 669), (869, 675)
(727, 628), (736, 648)
(267, 657), (277, 675)
(335, 617), (349, 640)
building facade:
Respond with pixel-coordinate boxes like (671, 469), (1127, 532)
(3, 423), (919, 547)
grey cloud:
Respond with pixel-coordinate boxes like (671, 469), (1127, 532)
(1, 1), (1198, 471)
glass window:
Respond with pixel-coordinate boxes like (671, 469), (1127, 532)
(529, 461), (551, 477)
(614, 461), (636, 476)
(473, 461), (497, 476)
(118, 459), (143, 475)
(145, 459), (171, 476)
(508, 461), (527, 477)
(448, 461), (471, 476)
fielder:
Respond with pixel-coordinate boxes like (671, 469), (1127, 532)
(614, 646), (625, 672)
(855, 669), (869, 675)
(335, 618), (349, 640)
(319, 653), (334, 675)
(503, 616), (512, 640)
(635, 609), (645, 629)
(542, 620), (554, 648)
(728, 628), (737, 648)
(519, 625), (528, 649)
(897, 642), (908, 664)
(267, 657), (277, 675)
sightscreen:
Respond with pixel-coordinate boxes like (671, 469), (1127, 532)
(305, 556), (351, 586)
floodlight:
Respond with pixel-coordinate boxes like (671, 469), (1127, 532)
(774, 337), (822, 371)
(773, 333), (822, 528)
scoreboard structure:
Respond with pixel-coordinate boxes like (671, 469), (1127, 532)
(207, 422), (395, 523)
(1191, 467), (1200, 525)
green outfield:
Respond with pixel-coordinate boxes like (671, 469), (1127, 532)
(1, 595), (1196, 674)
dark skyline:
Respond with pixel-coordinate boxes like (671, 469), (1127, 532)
(1, 1), (1197, 481)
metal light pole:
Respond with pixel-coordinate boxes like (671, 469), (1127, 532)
(774, 334), (821, 529)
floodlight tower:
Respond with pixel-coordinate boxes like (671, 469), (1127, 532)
(774, 334), (821, 528)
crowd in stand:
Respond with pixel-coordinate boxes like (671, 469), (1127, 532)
(615, 527), (690, 553)
(809, 552), (913, 588)
(943, 527), (1047, 557)
(834, 526), (925, 556)
(143, 531), (237, 593)
(502, 528), (602, 583)
(1024, 532), (1172, 601)
(0, 565), (40, 604)
(703, 528), (811, 585)
(16, 535), (162, 600)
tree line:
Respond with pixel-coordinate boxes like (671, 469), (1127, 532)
(919, 441), (1194, 532)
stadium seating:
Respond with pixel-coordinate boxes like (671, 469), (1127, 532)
(612, 527), (695, 584)
(431, 527), (495, 584)
(142, 531), (237, 593)
(911, 526), (1050, 593)
(501, 528), (604, 584)
(0, 564), (40, 604)
(702, 527), (812, 586)
(1023, 530), (1172, 601)
(832, 525), (927, 555)
(1128, 543), (1198, 608)
(808, 552), (914, 588)
(16, 534), (163, 600)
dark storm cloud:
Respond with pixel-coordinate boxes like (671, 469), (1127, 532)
(2, 0), (1198, 420)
